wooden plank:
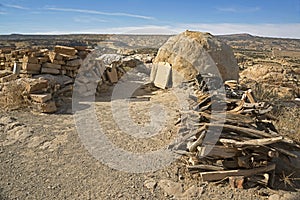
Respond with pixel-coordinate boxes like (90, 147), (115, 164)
(200, 164), (275, 181)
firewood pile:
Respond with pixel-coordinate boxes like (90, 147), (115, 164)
(172, 75), (300, 189)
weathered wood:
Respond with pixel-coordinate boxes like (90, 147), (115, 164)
(189, 131), (206, 152)
(200, 164), (275, 181)
(220, 136), (283, 147)
(206, 123), (274, 139)
(197, 145), (239, 159)
(245, 89), (256, 104)
(188, 164), (224, 171)
(229, 93), (246, 113)
(200, 111), (254, 125)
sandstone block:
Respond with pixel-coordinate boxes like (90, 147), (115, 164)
(25, 79), (48, 93)
(39, 101), (57, 113)
(42, 63), (61, 70)
(23, 56), (38, 64)
(54, 45), (77, 56)
(30, 93), (52, 103)
(41, 67), (60, 75)
(22, 63), (41, 71)
(153, 62), (172, 89)
(106, 67), (118, 83)
(66, 59), (82, 67)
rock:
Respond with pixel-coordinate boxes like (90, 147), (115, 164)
(41, 67), (60, 75)
(22, 63), (41, 71)
(48, 51), (62, 62)
(25, 79), (48, 93)
(151, 62), (172, 89)
(268, 194), (280, 200)
(38, 101), (57, 113)
(121, 57), (143, 68)
(180, 185), (203, 199)
(42, 63), (62, 70)
(54, 45), (77, 56)
(30, 93), (52, 103)
(23, 56), (38, 64)
(33, 74), (73, 87)
(106, 66), (118, 83)
(66, 59), (82, 67)
(96, 54), (122, 65)
(144, 179), (157, 193)
(282, 193), (298, 200)
(154, 30), (239, 81)
(158, 179), (183, 198)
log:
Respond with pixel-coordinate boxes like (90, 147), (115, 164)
(200, 164), (275, 181)
(206, 123), (274, 139)
(188, 164), (224, 171)
(219, 136), (283, 147)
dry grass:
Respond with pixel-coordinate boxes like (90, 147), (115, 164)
(273, 106), (300, 144)
(249, 82), (299, 143)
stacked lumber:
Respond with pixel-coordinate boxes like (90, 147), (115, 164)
(172, 77), (300, 189)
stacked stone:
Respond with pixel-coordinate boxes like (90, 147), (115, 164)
(0, 48), (26, 71)
(25, 78), (57, 113)
(21, 49), (49, 76)
(0, 49), (7, 70)
(0, 45), (89, 79)
(46, 45), (82, 78)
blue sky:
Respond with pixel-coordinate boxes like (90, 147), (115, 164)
(0, 0), (299, 38)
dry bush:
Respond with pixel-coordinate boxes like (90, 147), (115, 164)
(273, 106), (300, 144)
(249, 82), (299, 143)
(0, 80), (28, 110)
(251, 82), (280, 101)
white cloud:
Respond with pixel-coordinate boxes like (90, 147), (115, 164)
(217, 6), (261, 13)
(73, 16), (108, 23)
(0, 11), (7, 15)
(4, 4), (29, 10)
(45, 7), (155, 20)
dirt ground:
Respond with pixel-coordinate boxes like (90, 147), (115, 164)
(1, 84), (300, 200)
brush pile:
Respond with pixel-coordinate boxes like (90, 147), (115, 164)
(172, 76), (300, 189)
